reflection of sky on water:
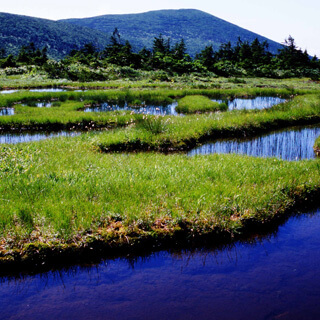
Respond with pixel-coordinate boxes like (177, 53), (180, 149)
(0, 131), (80, 144)
(189, 126), (320, 161)
(84, 102), (179, 116)
(212, 96), (287, 110)
(0, 108), (14, 116)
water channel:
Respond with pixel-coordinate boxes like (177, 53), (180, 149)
(84, 96), (285, 115)
(0, 94), (319, 318)
(84, 102), (179, 116)
(189, 125), (320, 161)
(212, 96), (287, 110)
(1, 207), (320, 319)
(0, 108), (14, 116)
(0, 131), (79, 144)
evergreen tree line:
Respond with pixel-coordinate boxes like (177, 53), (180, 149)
(1, 29), (319, 79)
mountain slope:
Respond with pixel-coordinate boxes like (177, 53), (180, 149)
(0, 12), (109, 59)
(61, 9), (282, 56)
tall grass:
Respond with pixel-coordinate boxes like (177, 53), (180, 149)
(315, 136), (320, 156)
(176, 95), (228, 114)
(1, 136), (319, 257)
(96, 94), (320, 152)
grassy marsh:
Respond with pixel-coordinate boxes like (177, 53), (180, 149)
(96, 94), (320, 152)
(315, 136), (320, 156)
(1, 77), (320, 268)
(1, 135), (320, 265)
(0, 87), (300, 132)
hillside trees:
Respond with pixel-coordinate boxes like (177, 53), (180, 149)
(0, 32), (319, 80)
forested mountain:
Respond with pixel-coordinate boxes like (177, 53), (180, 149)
(0, 9), (282, 59)
(61, 9), (282, 56)
(0, 12), (109, 59)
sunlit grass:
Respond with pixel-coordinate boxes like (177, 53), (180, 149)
(96, 94), (320, 152)
(176, 95), (227, 114)
(1, 135), (319, 254)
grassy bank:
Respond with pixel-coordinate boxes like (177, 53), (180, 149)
(0, 101), (137, 132)
(0, 87), (301, 132)
(96, 94), (320, 152)
(176, 95), (228, 114)
(315, 136), (320, 156)
(1, 73), (320, 91)
(1, 135), (320, 267)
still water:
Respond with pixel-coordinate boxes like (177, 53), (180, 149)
(189, 125), (320, 161)
(0, 88), (68, 94)
(0, 131), (79, 144)
(212, 96), (287, 110)
(84, 102), (179, 116)
(84, 97), (285, 116)
(29, 88), (67, 93)
(1, 208), (320, 320)
(0, 108), (14, 116)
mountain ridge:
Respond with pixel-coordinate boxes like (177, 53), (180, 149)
(61, 9), (282, 56)
(0, 9), (282, 59)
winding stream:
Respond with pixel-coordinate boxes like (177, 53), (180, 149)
(0, 102), (320, 318)
(0, 131), (79, 144)
(189, 125), (320, 161)
(84, 102), (179, 116)
(212, 96), (287, 110)
(1, 208), (320, 319)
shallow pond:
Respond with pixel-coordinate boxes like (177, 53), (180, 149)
(1, 207), (320, 320)
(29, 88), (67, 93)
(212, 96), (287, 110)
(0, 88), (68, 94)
(0, 131), (79, 144)
(84, 102), (179, 116)
(0, 107), (14, 116)
(189, 125), (320, 161)
(0, 89), (19, 94)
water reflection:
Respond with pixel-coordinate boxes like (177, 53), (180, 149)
(29, 88), (67, 93)
(35, 102), (52, 108)
(0, 89), (19, 94)
(84, 102), (179, 116)
(1, 208), (320, 319)
(0, 108), (14, 116)
(189, 125), (320, 161)
(0, 131), (80, 144)
(212, 96), (287, 110)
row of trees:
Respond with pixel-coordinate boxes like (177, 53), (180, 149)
(1, 29), (319, 79)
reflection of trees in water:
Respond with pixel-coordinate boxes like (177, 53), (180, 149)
(189, 125), (320, 161)
(0, 108), (14, 116)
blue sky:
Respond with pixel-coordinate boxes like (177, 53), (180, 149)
(1, 0), (319, 56)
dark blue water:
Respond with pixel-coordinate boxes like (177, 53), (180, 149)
(84, 102), (179, 116)
(0, 131), (79, 144)
(212, 96), (287, 110)
(189, 126), (320, 161)
(1, 208), (320, 320)
(0, 108), (14, 116)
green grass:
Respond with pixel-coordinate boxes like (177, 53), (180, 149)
(176, 95), (228, 114)
(1, 77), (320, 267)
(96, 94), (320, 152)
(315, 136), (320, 156)
(1, 135), (319, 262)
(2, 72), (320, 91)
(0, 87), (302, 132)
